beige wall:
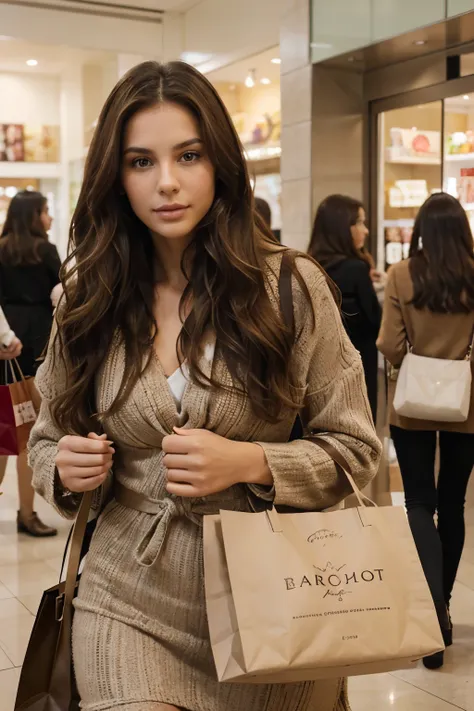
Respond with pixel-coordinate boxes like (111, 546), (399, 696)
(214, 82), (281, 120)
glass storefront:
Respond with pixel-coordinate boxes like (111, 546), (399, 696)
(375, 92), (474, 270)
(378, 102), (442, 270)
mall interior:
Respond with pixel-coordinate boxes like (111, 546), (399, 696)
(1, 0), (474, 709)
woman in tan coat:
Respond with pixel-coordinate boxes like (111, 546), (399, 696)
(377, 192), (474, 671)
(28, 61), (381, 711)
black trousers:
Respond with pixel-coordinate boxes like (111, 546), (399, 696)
(391, 426), (474, 615)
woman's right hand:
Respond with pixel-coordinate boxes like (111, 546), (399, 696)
(55, 432), (114, 492)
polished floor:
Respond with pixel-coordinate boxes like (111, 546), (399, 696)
(0, 458), (473, 710)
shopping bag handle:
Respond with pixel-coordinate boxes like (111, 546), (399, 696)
(304, 434), (376, 508)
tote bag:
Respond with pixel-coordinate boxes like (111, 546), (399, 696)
(203, 437), (444, 684)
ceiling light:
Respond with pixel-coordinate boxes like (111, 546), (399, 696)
(229, 84), (236, 91)
(311, 42), (333, 49)
(464, 95), (470, 100)
(0, 35), (14, 41)
(245, 70), (255, 88)
(271, 58), (281, 65)
(261, 77), (271, 85)
(26, 59), (38, 66)
(414, 39), (426, 46)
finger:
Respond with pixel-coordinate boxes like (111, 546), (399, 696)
(58, 453), (113, 468)
(165, 481), (201, 498)
(173, 427), (203, 436)
(59, 436), (114, 454)
(67, 473), (109, 492)
(166, 469), (197, 483)
(162, 454), (189, 470)
(162, 434), (192, 455)
(88, 432), (111, 441)
(64, 465), (111, 479)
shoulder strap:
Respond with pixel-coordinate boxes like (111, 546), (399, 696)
(278, 250), (295, 338)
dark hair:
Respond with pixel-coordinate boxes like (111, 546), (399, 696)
(409, 192), (474, 313)
(0, 190), (48, 266)
(255, 197), (272, 228)
(308, 194), (372, 269)
(52, 60), (315, 434)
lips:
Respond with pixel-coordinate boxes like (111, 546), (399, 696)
(154, 204), (188, 213)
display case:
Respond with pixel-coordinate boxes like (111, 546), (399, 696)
(375, 92), (474, 271)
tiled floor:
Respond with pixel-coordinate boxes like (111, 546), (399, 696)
(0, 459), (473, 710)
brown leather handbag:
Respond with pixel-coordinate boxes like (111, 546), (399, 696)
(15, 490), (93, 711)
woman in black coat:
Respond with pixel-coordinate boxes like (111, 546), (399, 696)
(0, 190), (61, 536)
(308, 194), (381, 421)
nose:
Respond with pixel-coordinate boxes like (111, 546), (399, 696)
(157, 161), (180, 196)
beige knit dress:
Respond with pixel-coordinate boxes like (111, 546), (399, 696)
(29, 254), (382, 711)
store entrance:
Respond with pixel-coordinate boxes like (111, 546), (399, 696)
(371, 81), (474, 272)
(370, 80), (474, 492)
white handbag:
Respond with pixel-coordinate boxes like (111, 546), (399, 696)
(394, 337), (474, 422)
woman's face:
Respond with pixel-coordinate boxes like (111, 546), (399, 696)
(121, 102), (215, 245)
(40, 202), (53, 231)
(350, 207), (369, 250)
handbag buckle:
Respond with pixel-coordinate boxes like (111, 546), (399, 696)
(55, 592), (65, 621)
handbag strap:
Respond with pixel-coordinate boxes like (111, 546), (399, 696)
(278, 249), (295, 338)
(277, 254), (375, 509)
(49, 489), (93, 702)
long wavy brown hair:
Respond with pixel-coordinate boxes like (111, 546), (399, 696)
(409, 192), (474, 313)
(52, 60), (315, 434)
(0, 190), (48, 266)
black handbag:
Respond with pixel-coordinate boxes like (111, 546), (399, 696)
(15, 492), (93, 711)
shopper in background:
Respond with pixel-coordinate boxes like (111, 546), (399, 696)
(29, 61), (380, 711)
(255, 196), (281, 242)
(308, 194), (381, 421)
(377, 192), (474, 670)
(0, 190), (61, 536)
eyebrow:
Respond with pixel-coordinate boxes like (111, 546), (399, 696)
(123, 138), (203, 155)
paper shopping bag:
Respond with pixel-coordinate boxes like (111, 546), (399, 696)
(203, 443), (444, 684)
(0, 360), (39, 455)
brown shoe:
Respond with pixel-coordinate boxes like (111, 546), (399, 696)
(17, 511), (58, 537)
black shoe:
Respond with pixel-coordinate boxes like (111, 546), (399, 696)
(423, 650), (444, 670)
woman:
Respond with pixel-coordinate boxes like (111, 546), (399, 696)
(29, 61), (381, 711)
(308, 195), (381, 422)
(377, 192), (474, 670)
(0, 190), (60, 536)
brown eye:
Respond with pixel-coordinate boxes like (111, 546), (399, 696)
(132, 157), (152, 169)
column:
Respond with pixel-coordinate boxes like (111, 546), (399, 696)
(279, 0), (312, 251)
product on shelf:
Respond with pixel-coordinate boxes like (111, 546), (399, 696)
(446, 131), (474, 155)
(389, 179), (428, 208)
(387, 128), (441, 161)
(459, 168), (474, 205)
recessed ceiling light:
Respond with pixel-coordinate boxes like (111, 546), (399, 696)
(0, 35), (14, 41)
(261, 77), (271, 85)
(229, 84), (236, 91)
(245, 70), (255, 88)
(271, 58), (281, 65)
(311, 42), (333, 49)
(414, 39), (426, 46)
(464, 95), (470, 100)
(26, 59), (38, 66)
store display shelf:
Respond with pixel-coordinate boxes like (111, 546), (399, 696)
(0, 162), (61, 179)
(445, 153), (474, 162)
(383, 219), (415, 228)
(387, 156), (441, 166)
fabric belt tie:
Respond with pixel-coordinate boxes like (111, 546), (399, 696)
(114, 481), (195, 568)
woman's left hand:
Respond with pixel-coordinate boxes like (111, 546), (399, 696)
(162, 427), (272, 497)
(0, 337), (22, 360)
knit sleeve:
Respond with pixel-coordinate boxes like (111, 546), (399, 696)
(28, 320), (106, 519)
(256, 257), (382, 511)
